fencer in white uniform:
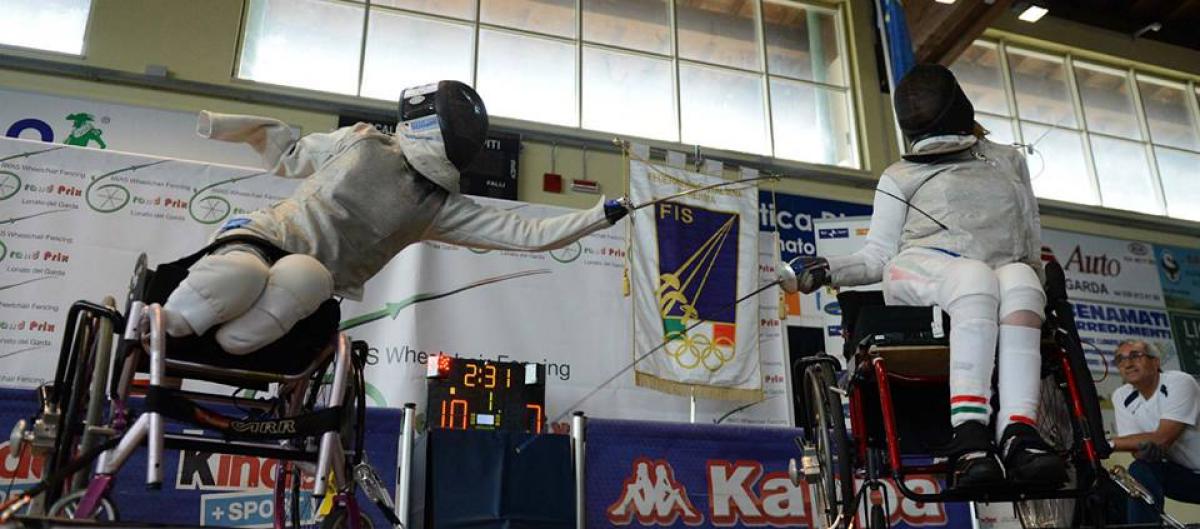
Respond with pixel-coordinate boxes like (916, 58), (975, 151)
(163, 81), (630, 355)
(780, 65), (1065, 489)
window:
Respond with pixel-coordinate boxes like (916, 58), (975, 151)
(952, 39), (1200, 222)
(236, 0), (859, 168)
(0, 0), (92, 55)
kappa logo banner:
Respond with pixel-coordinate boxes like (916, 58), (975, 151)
(629, 161), (761, 401)
(587, 418), (970, 529)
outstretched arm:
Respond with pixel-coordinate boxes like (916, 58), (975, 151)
(823, 174), (906, 286)
(197, 111), (362, 179)
(424, 193), (614, 252)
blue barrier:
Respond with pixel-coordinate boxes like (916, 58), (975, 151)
(585, 417), (970, 529)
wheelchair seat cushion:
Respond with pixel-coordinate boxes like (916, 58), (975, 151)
(854, 305), (950, 348)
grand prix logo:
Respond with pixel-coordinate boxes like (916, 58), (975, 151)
(606, 458), (947, 527)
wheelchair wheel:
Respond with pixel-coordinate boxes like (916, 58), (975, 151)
(1014, 374), (1075, 528)
(319, 507), (374, 529)
(802, 363), (853, 528)
(46, 490), (119, 521)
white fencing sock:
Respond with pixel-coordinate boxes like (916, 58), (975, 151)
(948, 316), (998, 427)
(997, 324), (1042, 437)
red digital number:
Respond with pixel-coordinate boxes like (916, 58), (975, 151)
(450, 399), (468, 430)
(526, 404), (543, 434)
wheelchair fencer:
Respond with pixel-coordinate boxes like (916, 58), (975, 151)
(1, 243), (397, 529)
(784, 259), (1112, 529)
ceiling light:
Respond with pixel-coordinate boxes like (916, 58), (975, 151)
(1018, 5), (1048, 22)
(935, 0), (957, 4)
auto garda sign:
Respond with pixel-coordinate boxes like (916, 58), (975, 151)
(1040, 229), (1165, 308)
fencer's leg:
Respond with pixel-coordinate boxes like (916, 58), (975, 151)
(995, 262), (1065, 485)
(936, 259), (1001, 429)
(162, 249), (270, 337)
(215, 254), (334, 355)
(995, 263), (1046, 436)
(884, 253), (1003, 487)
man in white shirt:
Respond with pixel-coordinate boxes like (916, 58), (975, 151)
(1109, 339), (1200, 523)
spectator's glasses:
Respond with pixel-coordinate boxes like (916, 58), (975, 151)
(1114, 351), (1151, 366)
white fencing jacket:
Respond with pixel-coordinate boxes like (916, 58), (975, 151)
(826, 136), (1043, 286)
(197, 111), (610, 300)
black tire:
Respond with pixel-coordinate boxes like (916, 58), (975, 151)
(47, 313), (98, 504)
(46, 490), (119, 521)
(319, 507), (374, 529)
(869, 504), (887, 529)
(803, 363), (853, 528)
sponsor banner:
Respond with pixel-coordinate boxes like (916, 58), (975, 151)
(1169, 311), (1200, 377)
(1154, 245), (1200, 312)
(1041, 229), (1165, 308)
(814, 217), (875, 367)
(758, 191), (871, 328)
(0, 87), (265, 167)
(628, 161), (761, 400)
(0, 138), (297, 388)
(0, 137), (790, 426)
(586, 418), (969, 529)
(0, 388), (401, 528)
(1071, 300), (1180, 431)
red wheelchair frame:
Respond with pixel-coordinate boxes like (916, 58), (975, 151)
(795, 260), (1110, 528)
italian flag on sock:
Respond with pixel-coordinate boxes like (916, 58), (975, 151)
(950, 395), (989, 418)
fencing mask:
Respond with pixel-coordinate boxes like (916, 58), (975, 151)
(396, 80), (489, 193)
(894, 65), (975, 147)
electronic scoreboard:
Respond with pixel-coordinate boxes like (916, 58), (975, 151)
(425, 354), (546, 433)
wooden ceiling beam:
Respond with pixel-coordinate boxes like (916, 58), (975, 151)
(903, 0), (1014, 65)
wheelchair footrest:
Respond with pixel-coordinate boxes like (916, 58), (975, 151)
(164, 433), (318, 463)
(895, 476), (1086, 504)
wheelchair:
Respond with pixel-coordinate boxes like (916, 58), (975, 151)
(794, 260), (1110, 529)
(2, 237), (397, 529)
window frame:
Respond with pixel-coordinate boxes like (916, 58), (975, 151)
(960, 37), (1200, 220)
(0, 0), (96, 58)
(231, 0), (862, 169)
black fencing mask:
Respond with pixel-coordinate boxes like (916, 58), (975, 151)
(397, 81), (489, 192)
(894, 65), (974, 144)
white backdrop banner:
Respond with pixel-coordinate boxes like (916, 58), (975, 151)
(1041, 228), (1165, 308)
(0, 87), (266, 168)
(0, 138), (792, 429)
(627, 161), (762, 401)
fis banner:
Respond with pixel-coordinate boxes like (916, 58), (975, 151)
(629, 161), (761, 401)
(586, 418), (968, 529)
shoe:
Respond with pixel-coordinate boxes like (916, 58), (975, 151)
(1000, 423), (1068, 487)
(943, 421), (1005, 489)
